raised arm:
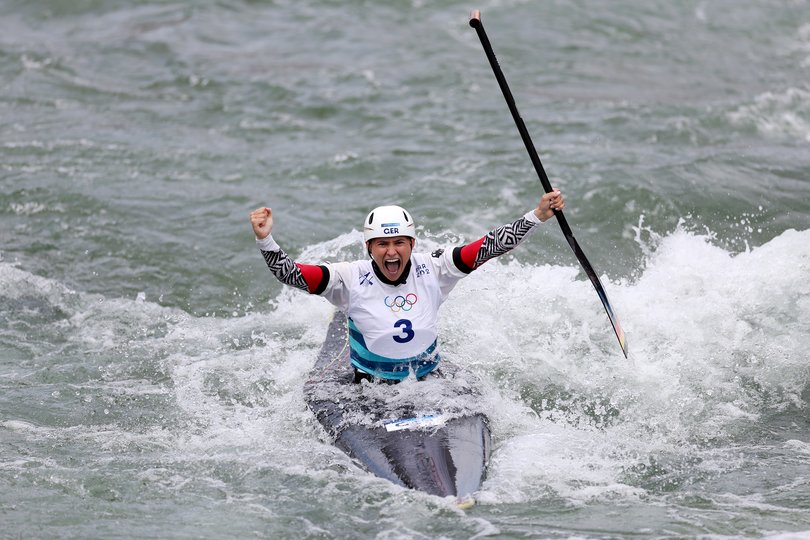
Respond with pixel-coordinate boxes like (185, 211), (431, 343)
(453, 189), (564, 272)
(250, 207), (329, 294)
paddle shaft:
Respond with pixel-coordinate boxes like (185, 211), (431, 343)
(469, 10), (628, 358)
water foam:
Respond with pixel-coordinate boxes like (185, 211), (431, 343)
(2, 223), (808, 508)
(435, 224), (809, 504)
(728, 86), (810, 143)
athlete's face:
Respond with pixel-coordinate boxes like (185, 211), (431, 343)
(368, 236), (414, 281)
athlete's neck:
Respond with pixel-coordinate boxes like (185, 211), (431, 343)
(371, 259), (411, 286)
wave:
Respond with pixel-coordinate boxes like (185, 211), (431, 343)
(728, 86), (810, 143)
(2, 224), (808, 506)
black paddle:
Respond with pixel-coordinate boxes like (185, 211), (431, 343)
(469, 10), (628, 358)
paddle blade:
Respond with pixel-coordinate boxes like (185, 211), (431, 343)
(566, 233), (628, 358)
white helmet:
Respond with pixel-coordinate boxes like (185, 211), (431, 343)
(363, 205), (416, 242)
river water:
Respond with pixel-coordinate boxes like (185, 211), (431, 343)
(2, 1), (809, 538)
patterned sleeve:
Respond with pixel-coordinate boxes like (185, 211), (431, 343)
(452, 211), (542, 273)
(257, 236), (329, 294)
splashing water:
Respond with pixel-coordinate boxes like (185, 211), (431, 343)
(4, 221), (808, 536)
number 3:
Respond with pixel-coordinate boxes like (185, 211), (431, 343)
(393, 319), (414, 343)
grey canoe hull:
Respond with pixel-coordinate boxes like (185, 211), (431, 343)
(303, 310), (490, 499)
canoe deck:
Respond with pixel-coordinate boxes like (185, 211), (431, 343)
(303, 310), (491, 500)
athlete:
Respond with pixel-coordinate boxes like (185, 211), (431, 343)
(250, 189), (564, 383)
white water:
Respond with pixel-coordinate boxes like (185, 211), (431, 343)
(0, 227), (810, 530)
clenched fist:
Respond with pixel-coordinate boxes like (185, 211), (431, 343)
(249, 207), (273, 239)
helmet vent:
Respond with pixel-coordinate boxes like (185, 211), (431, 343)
(367, 212), (374, 225)
(403, 210), (410, 221)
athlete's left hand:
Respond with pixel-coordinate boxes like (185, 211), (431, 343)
(535, 189), (564, 222)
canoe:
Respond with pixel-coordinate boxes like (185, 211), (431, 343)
(303, 310), (491, 505)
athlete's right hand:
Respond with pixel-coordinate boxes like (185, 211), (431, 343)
(250, 207), (273, 239)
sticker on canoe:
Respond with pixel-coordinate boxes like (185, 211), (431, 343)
(383, 414), (447, 432)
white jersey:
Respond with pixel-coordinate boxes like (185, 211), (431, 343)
(321, 251), (466, 379)
(256, 209), (543, 380)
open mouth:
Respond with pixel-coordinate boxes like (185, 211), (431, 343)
(384, 258), (401, 275)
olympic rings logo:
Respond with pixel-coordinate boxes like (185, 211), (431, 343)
(384, 293), (418, 312)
